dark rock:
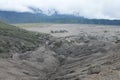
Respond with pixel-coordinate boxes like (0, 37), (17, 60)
(87, 65), (101, 74)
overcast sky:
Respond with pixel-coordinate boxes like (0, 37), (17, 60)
(0, 0), (120, 20)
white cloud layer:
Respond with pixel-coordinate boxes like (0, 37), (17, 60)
(0, 0), (120, 19)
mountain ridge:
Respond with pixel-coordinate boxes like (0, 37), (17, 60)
(0, 10), (120, 25)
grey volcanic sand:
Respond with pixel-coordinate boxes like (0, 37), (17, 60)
(16, 24), (120, 38)
(11, 24), (120, 80)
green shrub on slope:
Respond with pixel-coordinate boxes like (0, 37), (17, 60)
(0, 22), (49, 58)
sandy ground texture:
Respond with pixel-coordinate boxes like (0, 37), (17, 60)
(1, 23), (120, 80)
(15, 24), (120, 38)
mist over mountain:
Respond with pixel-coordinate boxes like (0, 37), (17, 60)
(0, 10), (120, 25)
(0, 0), (120, 25)
(1, 0), (120, 20)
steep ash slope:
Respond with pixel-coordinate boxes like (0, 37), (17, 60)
(0, 22), (50, 58)
(0, 22), (59, 80)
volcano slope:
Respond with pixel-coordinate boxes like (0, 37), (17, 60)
(0, 22), (58, 80)
(1, 23), (120, 80)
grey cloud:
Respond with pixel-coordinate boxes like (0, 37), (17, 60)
(0, 0), (120, 19)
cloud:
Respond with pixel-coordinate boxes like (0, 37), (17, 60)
(0, 0), (120, 19)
